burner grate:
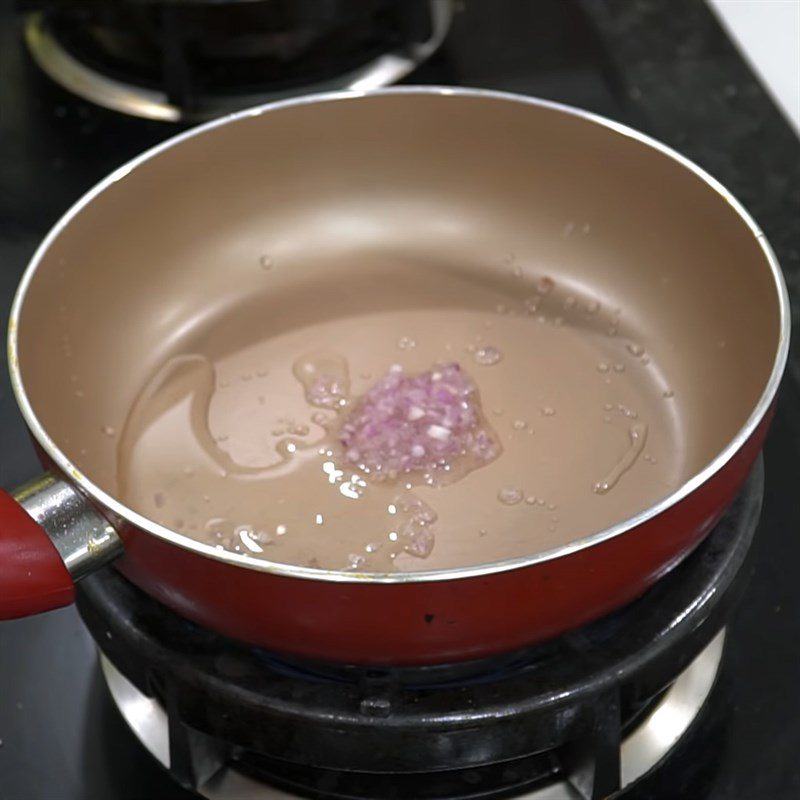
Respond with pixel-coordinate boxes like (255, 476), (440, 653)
(22, 0), (453, 120)
(100, 632), (726, 799)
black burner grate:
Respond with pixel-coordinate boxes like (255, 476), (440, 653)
(21, 0), (439, 113)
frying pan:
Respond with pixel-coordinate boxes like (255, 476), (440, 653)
(0, 88), (789, 665)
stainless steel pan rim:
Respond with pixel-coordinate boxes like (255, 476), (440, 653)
(7, 86), (790, 585)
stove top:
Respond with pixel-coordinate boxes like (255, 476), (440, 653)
(1, 1), (799, 799)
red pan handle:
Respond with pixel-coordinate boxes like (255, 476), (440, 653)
(0, 489), (74, 617)
(0, 474), (122, 620)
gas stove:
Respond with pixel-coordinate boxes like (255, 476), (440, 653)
(76, 461), (761, 799)
(1, 2), (799, 799)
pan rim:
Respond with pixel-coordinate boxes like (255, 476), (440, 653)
(7, 85), (791, 585)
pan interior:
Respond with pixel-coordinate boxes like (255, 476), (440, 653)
(14, 92), (782, 573)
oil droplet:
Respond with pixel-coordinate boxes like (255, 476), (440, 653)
(250, 529), (273, 545)
(604, 402), (613, 411)
(536, 276), (555, 294)
(348, 554), (365, 569)
(74, 389), (85, 398)
(276, 524), (288, 536)
(626, 342), (645, 357)
(593, 423), (648, 495)
(613, 363), (625, 373)
(492, 407), (504, 416)
(278, 440), (298, 456)
(525, 495), (537, 505)
(586, 300), (600, 314)
(495, 303), (508, 314)
(603, 415), (612, 423)
(101, 425), (115, 437)
(540, 407), (555, 417)
(397, 336), (416, 350)
(498, 486), (523, 505)
(479, 528), (488, 536)
(564, 296), (576, 309)
(259, 255), (273, 270)
(236, 527), (264, 553)
(474, 345), (503, 366)
(293, 352), (350, 409)
(597, 362), (610, 373)
(663, 389), (675, 398)
(581, 223), (591, 234)
(512, 419), (527, 430)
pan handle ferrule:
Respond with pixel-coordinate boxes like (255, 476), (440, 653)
(13, 473), (122, 581)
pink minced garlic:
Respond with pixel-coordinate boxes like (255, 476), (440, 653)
(339, 362), (499, 485)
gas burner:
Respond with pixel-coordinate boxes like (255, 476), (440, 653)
(78, 459), (763, 800)
(100, 633), (725, 800)
(23, 0), (453, 121)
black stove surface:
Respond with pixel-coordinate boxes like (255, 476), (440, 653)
(1, 1), (799, 799)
